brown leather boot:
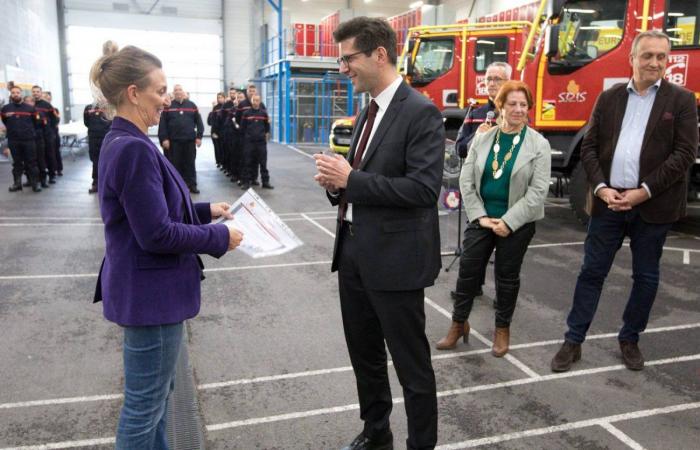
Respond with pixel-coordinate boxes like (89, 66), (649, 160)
(491, 327), (510, 357)
(436, 321), (469, 350)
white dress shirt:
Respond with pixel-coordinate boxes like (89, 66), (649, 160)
(345, 75), (403, 222)
(595, 79), (660, 197)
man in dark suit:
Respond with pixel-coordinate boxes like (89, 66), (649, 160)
(551, 31), (698, 373)
(314, 17), (444, 450)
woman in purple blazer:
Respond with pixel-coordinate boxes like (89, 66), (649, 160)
(90, 43), (243, 449)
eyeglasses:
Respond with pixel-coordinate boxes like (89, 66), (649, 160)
(486, 77), (506, 83)
(336, 49), (374, 66)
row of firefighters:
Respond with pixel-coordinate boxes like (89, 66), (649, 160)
(1, 83), (272, 194)
(0, 85), (65, 192)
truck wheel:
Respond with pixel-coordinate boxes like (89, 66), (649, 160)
(569, 162), (590, 226)
(443, 139), (460, 183)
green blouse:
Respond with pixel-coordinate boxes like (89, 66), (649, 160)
(480, 127), (526, 218)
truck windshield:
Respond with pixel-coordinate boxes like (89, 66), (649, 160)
(549, 0), (626, 71)
(412, 39), (455, 84)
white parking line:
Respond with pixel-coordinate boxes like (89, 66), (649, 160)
(424, 297), (540, 379)
(599, 422), (647, 450)
(286, 145), (315, 160)
(301, 213), (337, 238)
(0, 437), (116, 450)
(0, 394), (123, 410)
(0, 260), (332, 281)
(683, 250), (690, 265)
(3, 323), (699, 411)
(205, 353), (700, 431)
(435, 401), (700, 449)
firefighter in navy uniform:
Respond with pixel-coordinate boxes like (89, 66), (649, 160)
(22, 96), (49, 188)
(217, 88), (237, 178)
(32, 85), (58, 183)
(1, 86), (41, 192)
(158, 84), (204, 193)
(83, 103), (112, 193)
(208, 92), (225, 170)
(229, 91), (247, 183)
(454, 98), (497, 157)
(44, 91), (63, 176)
(236, 84), (266, 185)
(454, 62), (510, 158)
(239, 94), (273, 190)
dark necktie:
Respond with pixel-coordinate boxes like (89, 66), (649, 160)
(339, 100), (379, 223)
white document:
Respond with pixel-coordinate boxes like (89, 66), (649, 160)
(215, 189), (303, 258)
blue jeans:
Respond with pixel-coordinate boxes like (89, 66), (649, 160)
(565, 208), (672, 344)
(116, 323), (183, 450)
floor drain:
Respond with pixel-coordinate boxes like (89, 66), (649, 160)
(166, 336), (205, 450)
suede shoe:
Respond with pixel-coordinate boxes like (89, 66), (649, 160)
(550, 341), (581, 372)
(620, 341), (644, 371)
(341, 429), (393, 450)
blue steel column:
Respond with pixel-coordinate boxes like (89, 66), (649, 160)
(266, 0), (284, 142)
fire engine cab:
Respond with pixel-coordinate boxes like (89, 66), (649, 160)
(401, 0), (700, 223)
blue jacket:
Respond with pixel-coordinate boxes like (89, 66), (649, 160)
(96, 117), (229, 326)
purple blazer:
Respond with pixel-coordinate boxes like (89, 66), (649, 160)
(96, 117), (229, 326)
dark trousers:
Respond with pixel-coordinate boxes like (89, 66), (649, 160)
(452, 221), (535, 327)
(171, 140), (197, 189)
(243, 139), (269, 183)
(8, 139), (39, 180)
(43, 130), (58, 177)
(213, 135), (222, 166)
(337, 223), (437, 449)
(35, 135), (47, 180)
(229, 133), (243, 180)
(565, 208), (672, 344)
(88, 136), (105, 184)
(221, 130), (234, 176)
(54, 129), (63, 172)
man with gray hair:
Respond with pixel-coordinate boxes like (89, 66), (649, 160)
(551, 30), (697, 372)
(454, 61), (512, 158)
(158, 84), (204, 193)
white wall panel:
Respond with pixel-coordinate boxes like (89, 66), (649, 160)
(64, 0), (222, 20)
(223, 0), (258, 87)
(0, 0), (64, 119)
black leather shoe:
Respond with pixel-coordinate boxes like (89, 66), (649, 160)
(550, 341), (582, 372)
(49, 177), (57, 184)
(262, 182), (274, 189)
(620, 341), (644, 370)
(88, 185), (98, 194)
(251, 180), (260, 186)
(189, 187), (200, 194)
(341, 429), (393, 450)
(240, 183), (250, 190)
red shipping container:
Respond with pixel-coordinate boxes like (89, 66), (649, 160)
(513, 7), (519, 21)
(498, 11), (506, 21)
(506, 10), (512, 21)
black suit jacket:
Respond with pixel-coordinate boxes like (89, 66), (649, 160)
(328, 81), (445, 291)
(582, 79), (698, 223)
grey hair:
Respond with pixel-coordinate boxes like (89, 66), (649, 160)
(486, 61), (513, 79)
(631, 30), (671, 56)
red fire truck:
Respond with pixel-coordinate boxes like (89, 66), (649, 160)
(400, 0), (700, 223)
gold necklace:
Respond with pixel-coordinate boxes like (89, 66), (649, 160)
(491, 128), (521, 179)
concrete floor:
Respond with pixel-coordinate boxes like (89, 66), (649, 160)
(0, 139), (698, 449)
